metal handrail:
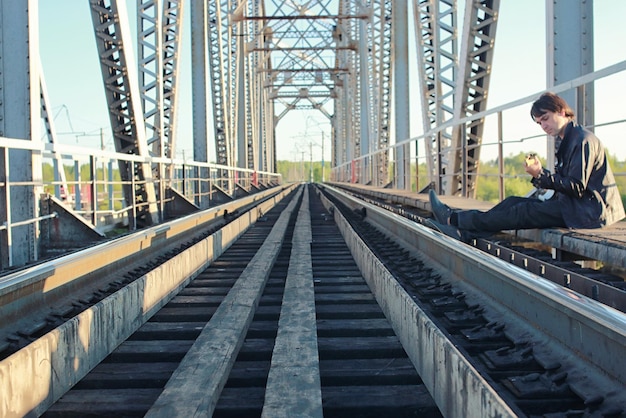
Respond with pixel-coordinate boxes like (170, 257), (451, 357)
(0, 138), (282, 266)
(331, 59), (626, 195)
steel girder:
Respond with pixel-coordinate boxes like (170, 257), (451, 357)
(546, 0), (594, 171)
(333, 0), (392, 185)
(207, 1), (236, 167)
(449, 0), (499, 197)
(413, 0), (458, 191)
(335, 1), (360, 170)
(89, 0), (158, 228)
(138, 0), (184, 167)
(362, 0), (392, 186)
(0, 0), (42, 268)
(235, 0), (266, 171)
(413, 0), (499, 196)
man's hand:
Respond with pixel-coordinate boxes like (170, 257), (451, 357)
(524, 153), (542, 178)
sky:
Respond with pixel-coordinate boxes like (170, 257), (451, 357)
(37, 1), (626, 166)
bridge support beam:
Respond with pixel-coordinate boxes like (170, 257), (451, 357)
(546, 0), (594, 169)
(190, 0), (211, 209)
(0, 0), (42, 268)
(393, 0), (411, 190)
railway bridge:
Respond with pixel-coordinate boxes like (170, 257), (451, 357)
(1, 1), (626, 417)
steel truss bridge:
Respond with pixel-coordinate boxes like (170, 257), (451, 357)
(0, 0), (606, 269)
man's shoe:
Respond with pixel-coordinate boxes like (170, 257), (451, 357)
(424, 219), (463, 241)
(428, 189), (453, 225)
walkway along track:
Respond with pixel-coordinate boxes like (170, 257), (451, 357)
(1, 183), (625, 417)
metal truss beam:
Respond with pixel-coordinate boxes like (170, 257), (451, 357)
(332, 0), (392, 186)
(334, 1), (360, 172)
(370, 0), (393, 186)
(448, 0), (500, 197)
(207, 1), (235, 167)
(138, 0), (184, 166)
(413, 0), (499, 197)
(89, 0), (158, 228)
(413, 0), (458, 190)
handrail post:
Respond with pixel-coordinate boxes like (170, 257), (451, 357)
(1, 147), (12, 267)
(461, 123), (467, 197)
(74, 161), (81, 212)
(130, 165), (137, 231)
(90, 155), (97, 226)
(498, 111), (504, 201)
(159, 161), (165, 223)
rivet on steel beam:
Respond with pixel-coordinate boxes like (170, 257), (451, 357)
(540, 265), (545, 275)
(563, 274), (571, 288)
(509, 253), (515, 262)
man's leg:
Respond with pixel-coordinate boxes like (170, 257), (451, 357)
(456, 197), (566, 232)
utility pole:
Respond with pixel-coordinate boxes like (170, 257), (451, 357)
(310, 141), (313, 182)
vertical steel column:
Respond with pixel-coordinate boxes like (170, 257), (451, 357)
(0, 0), (41, 268)
(236, 21), (247, 171)
(546, 0), (594, 170)
(190, 0), (211, 208)
(359, 11), (371, 184)
(393, 0), (410, 190)
(138, 0), (184, 188)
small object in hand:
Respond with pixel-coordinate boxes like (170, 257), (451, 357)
(525, 153), (538, 166)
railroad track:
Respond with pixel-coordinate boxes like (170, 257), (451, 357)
(1, 184), (625, 417)
(42, 186), (442, 417)
(319, 184), (626, 417)
(344, 187), (626, 312)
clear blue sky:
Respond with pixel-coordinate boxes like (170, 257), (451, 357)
(38, 1), (626, 164)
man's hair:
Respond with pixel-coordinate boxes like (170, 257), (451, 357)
(530, 92), (575, 120)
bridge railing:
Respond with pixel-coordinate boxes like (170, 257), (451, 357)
(0, 138), (281, 238)
(331, 60), (626, 200)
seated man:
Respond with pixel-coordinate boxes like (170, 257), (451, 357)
(429, 92), (625, 242)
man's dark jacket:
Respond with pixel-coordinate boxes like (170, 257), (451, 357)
(532, 121), (625, 228)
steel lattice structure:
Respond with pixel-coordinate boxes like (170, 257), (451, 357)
(204, 0), (393, 186)
(138, 0), (184, 165)
(413, 0), (500, 196)
(448, 0), (499, 197)
(89, 0), (159, 227)
(413, 0), (458, 191)
(87, 0), (500, 211)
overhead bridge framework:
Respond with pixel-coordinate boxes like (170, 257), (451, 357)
(0, 0), (595, 268)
